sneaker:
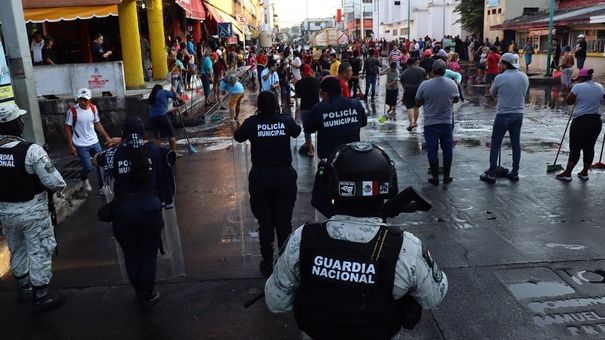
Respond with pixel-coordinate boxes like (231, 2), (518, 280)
(33, 289), (66, 313)
(577, 173), (589, 181)
(138, 291), (160, 311)
(505, 172), (519, 181)
(164, 203), (174, 209)
(479, 173), (496, 183)
(81, 179), (92, 192)
(259, 259), (274, 276)
(99, 186), (112, 196)
(555, 173), (572, 181)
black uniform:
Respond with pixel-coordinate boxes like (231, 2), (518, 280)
(96, 140), (166, 295)
(234, 114), (302, 263)
(304, 96), (367, 218)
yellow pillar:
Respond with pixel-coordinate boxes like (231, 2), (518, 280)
(118, 0), (145, 88)
(147, 0), (168, 81)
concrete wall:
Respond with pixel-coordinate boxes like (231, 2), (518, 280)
(33, 62), (126, 98)
(39, 94), (150, 143)
(485, 0), (552, 41)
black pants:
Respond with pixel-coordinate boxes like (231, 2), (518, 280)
(112, 196), (164, 294)
(348, 77), (360, 98)
(249, 165), (297, 262)
(569, 114), (602, 165)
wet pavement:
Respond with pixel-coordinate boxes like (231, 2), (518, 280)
(2, 69), (605, 339)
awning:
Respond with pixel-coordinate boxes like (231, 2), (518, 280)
(491, 4), (605, 30)
(24, 4), (118, 23)
(202, 2), (243, 41)
(176, 0), (205, 21)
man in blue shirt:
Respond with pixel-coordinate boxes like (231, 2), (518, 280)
(200, 51), (214, 107)
(261, 59), (280, 95)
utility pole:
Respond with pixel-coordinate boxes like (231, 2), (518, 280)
(545, 0), (555, 76)
(0, 0), (46, 145)
(408, 0), (410, 41)
(360, 0), (365, 40)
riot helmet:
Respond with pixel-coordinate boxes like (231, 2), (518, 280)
(328, 142), (398, 217)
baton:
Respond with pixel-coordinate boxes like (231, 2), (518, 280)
(244, 292), (265, 308)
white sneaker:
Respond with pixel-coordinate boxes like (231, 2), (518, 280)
(82, 179), (92, 192)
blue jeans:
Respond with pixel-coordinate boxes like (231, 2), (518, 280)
(424, 124), (453, 161)
(577, 57), (586, 69)
(171, 76), (182, 95)
(489, 113), (523, 176)
(76, 142), (103, 185)
(142, 59), (150, 81)
(365, 74), (377, 98)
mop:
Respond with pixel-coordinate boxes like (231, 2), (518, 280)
(178, 95), (197, 153)
(546, 105), (574, 172)
(591, 131), (605, 169)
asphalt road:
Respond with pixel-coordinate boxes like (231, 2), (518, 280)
(2, 75), (605, 339)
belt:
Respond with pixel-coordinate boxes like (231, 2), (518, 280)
(114, 190), (157, 200)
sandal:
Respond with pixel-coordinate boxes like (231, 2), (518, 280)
(176, 153), (184, 158)
(407, 124), (414, 131)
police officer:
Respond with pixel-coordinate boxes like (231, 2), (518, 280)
(304, 76), (367, 218)
(93, 117), (170, 310)
(0, 103), (67, 313)
(265, 142), (448, 339)
(233, 91), (301, 276)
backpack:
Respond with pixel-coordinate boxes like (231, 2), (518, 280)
(67, 104), (97, 138)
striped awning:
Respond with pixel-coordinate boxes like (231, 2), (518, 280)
(24, 4), (118, 23)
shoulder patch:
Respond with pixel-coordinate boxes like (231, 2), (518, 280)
(422, 246), (443, 283)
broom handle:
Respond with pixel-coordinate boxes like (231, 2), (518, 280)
(553, 105), (574, 166)
(598, 130), (605, 163)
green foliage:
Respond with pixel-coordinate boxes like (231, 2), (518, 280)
(453, 0), (485, 37)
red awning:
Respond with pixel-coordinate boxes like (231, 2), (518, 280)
(202, 1), (223, 34)
(176, 0), (205, 21)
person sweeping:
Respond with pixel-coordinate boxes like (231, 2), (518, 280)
(555, 68), (604, 181)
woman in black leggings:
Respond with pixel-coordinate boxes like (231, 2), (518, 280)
(556, 68), (604, 181)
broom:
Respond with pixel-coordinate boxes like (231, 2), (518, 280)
(547, 105), (574, 172)
(484, 146), (509, 177)
(591, 131), (605, 169)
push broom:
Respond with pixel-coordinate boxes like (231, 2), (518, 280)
(591, 131), (605, 169)
(547, 105), (574, 172)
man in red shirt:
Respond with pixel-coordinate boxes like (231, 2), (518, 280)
(256, 50), (268, 93)
(337, 62), (352, 98)
(485, 46), (501, 97)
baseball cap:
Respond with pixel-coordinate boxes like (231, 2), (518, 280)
(0, 103), (27, 123)
(432, 59), (446, 73)
(77, 88), (92, 100)
(573, 68), (591, 81)
(211, 52), (218, 60)
(302, 64), (313, 77)
(578, 34), (585, 38)
(500, 53), (519, 69)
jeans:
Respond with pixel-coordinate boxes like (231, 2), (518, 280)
(76, 142), (103, 185)
(170, 76), (182, 95)
(577, 56), (586, 69)
(489, 113), (523, 177)
(424, 124), (453, 161)
(364, 74), (377, 98)
(348, 77), (360, 98)
(142, 59), (150, 81)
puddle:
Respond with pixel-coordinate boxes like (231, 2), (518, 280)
(508, 281), (575, 299)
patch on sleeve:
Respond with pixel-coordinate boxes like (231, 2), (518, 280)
(422, 246), (442, 283)
(40, 155), (56, 173)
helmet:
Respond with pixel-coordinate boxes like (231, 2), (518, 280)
(328, 142), (398, 201)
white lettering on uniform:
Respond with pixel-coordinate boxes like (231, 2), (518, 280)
(257, 122), (286, 137)
(311, 255), (376, 284)
(0, 154), (15, 167)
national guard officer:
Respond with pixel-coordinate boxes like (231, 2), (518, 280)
(233, 91), (302, 276)
(0, 103), (67, 313)
(265, 142), (448, 339)
(303, 76), (367, 218)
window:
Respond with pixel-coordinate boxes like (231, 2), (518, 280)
(363, 0), (372, 3)
(523, 8), (539, 16)
(363, 12), (372, 18)
(394, 1), (400, 5)
(401, 28), (408, 36)
(498, 8), (502, 14)
(385, 30), (391, 34)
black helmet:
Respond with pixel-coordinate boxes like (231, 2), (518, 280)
(329, 142), (398, 201)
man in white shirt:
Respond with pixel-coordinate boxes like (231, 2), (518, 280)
(64, 88), (111, 193)
(291, 50), (302, 83)
(30, 31), (44, 66)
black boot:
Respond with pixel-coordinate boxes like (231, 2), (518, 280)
(32, 285), (66, 313)
(428, 160), (440, 186)
(443, 158), (453, 183)
(137, 291), (160, 311)
(259, 259), (274, 276)
(15, 273), (32, 302)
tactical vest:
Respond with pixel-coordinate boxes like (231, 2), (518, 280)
(293, 222), (405, 340)
(0, 141), (44, 202)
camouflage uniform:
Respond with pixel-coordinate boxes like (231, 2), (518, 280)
(265, 215), (448, 338)
(0, 138), (66, 286)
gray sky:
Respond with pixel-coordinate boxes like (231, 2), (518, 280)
(272, 0), (340, 28)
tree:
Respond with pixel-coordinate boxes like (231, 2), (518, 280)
(453, 0), (484, 37)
